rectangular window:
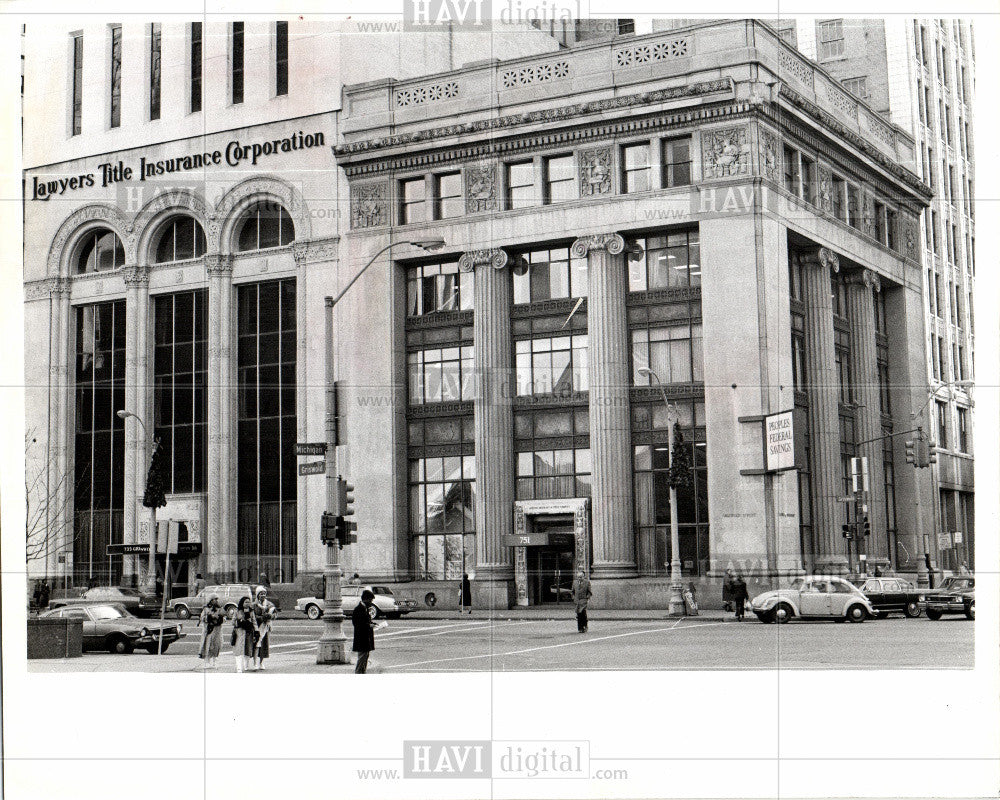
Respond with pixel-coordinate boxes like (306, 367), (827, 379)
(783, 146), (799, 195)
(874, 200), (886, 244)
(408, 346), (474, 405)
(190, 22), (203, 113)
(841, 76), (869, 99)
(409, 456), (476, 543)
(945, 106), (953, 144)
(791, 318), (806, 391)
(662, 137), (692, 187)
(917, 78), (925, 122)
(886, 208), (897, 251)
(513, 245), (587, 304)
(275, 21), (288, 96)
(934, 273), (944, 318)
(543, 154), (576, 204)
(957, 407), (969, 452)
(936, 401), (948, 449)
(506, 161), (535, 209)
(517, 448), (591, 501)
(632, 323), (703, 385)
(232, 22), (245, 105)
(407, 261), (471, 316)
(109, 25), (122, 128)
(71, 34), (83, 135)
(778, 26), (797, 47)
(622, 143), (651, 194)
(149, 24), (162, 121)
(400, 177), (427, 225)
(435, 172), (462, 219)
(628, 230), (701, 292)
(958, 344), (965, 379)
(818, 19), (845, 60)
(931, 209), (939, 254)
(515, 335), (588, 396)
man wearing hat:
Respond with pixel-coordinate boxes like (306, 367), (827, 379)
(252, 586), (277, 670)
(352, 589), (377, 674)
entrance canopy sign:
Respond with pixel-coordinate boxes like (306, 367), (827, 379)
(503, 533), (575, 548)
(764, 410), (796, 472)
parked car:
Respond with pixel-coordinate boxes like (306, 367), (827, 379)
(852, 577), (924, 618)
(48, 586), (160, 618)
(171, 584), (281, 620)
(295, 585), (418, 620)
(750, 576), (876, 623)
(39, 603), (185, 654)
(924, 576), (975, 620)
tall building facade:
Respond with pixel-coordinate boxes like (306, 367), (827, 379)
(772, 18), (976, 574)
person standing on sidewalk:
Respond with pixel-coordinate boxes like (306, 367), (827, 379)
(731, 574), (750, 620)
(352, 589), (377, 674)
(198, 595), (224, 669)
(232, 596), (257, 673)
(459, 574), (473, 615)
(252, 586), (277, 671)
(722, 569), (736, 612)
(572, 568), (592, 632)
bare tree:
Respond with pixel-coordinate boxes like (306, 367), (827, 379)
(24, 430), (84, 574)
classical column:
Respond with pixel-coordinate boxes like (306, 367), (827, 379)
(460, 248), (514, 581)
(799, 247), (846, 568)
(845, 269), (887, 563)
(47, 279), (72, 584)
(572, 233), (636, 578)
(207, 254), (236, 581)
(122, 265), (149, 582)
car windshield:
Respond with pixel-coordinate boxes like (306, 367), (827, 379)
(373, 587), (393, 596)
(89, 605), (127, 621)
(788, 578), (805, 589)
(939, 577), (973, 590)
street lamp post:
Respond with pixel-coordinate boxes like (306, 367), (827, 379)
(637, 367), (686, 617)
(909, 378), (974, 587)
(316, 237), (445, 665)
(117, 410), (157, 592)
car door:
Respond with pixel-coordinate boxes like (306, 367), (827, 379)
(798, 579), (831, 616)
(881, 580), (904, 611)
(861, 579), (884, 610)
(829, 579), (860, 616)
(61, 607), (98, 648)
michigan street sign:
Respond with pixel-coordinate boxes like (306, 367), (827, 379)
(296, 442), (327, 456)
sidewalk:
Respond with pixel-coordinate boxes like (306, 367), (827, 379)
(405, 608), (733, 622)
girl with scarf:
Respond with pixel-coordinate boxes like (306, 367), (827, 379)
(198, 595), (225, 668)
(253, 586), (277, 671)
(232, 596), (257, 673)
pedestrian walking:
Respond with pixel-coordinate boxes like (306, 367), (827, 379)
(231, 596), (257, 673)
(572, 568), (592, 632)
(198, 595), (225, 669)
(722, 569), (736, 612)
(252, 586), (277, 671)
(193, 573), (207, 594)
(459, 574), (473, 615)
(731, 574), (750, 620)
(349, 573), (362, 586)
(258, 569), (271, 589)
(38, 580), (50, 610)
(352, 589), (377, 674)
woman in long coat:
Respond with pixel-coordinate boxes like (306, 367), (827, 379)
(252, 586), (277, 670)
(198, 595), (225, 668)
(232, 596), (257, 673)
(459, 574), (472, 615)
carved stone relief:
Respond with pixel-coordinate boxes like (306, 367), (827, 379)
(817, 165), (834, 214)
(350, 181), (389, 229)
(758, 128), (780, 184)
(464, 161), (499, 214)
(701, 126), (751, 179)
(579, 147), (612, 196)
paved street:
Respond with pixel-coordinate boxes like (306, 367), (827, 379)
(28, 611), (974, 673)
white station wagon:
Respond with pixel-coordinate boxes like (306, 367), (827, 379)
(750, 576), (876, 623)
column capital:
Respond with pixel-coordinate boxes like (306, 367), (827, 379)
(206, 253), (233, 276)
(458, 248), (509, 273)
(122, 264), (149, 287)
(571, 233), (625, 258)
(797, 246), (840, 274)
(844, 268), (882, 293)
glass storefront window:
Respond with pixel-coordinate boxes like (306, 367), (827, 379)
(513, 245), (587, 304)
(515, 335), (588, 396)
(628, 229), (700, 291)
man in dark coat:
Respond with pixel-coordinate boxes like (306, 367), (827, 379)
(352, 588), (377, 674)
(571, 569), (592, 632)
(722, 569), (735, 612)
(731, 574), (750, 620)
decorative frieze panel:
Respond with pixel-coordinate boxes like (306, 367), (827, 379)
(758, 127), (780, 183)
(350, 180), (389, 229)
(395, 81), (459, 107)
(817, 165), (834, 214)
(861, 109), (895, 150)
(23, 277), (69, 301)
(861, 192), (876, 238)
(500, 60), (570, 89)
(579, 146), (613, 196)
(613, 38), (690, 68)
(464, 161), (499, 214)
(777, 48), (814, 90)
(902, 214), (920, 261)
(701, 125), (751, 179)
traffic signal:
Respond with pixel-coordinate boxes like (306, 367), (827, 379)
(862, 516), (871, 537)
(842, 523), (853, 539)
(904, 439), (916, 464)
(334, 516), (358, 549)
(915, 438), (930, 468)
(337, 478), (356, 518)
(927, 441), (938, 464)
(320, 511), (338, 544)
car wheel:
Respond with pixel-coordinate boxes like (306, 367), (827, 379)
(175, 605), (191, 620)
(965, 601), (975, 621)
(145, 643), (169, 654)
(904, 601), (922, 618)
(846, 604), (867, 623)
(772, 603), (793, 624)
(224, 604), (237, 620)
(306, 603), (322, 621)
(926, 608), (942, 620)
(368, 605), (381, 621)
(108, 635), (133, 655)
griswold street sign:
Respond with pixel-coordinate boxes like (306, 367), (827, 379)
(299, 460), (326, 476)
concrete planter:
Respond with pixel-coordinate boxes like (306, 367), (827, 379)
(27, 618), (83, 659)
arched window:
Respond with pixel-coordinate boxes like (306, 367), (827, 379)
(76, 228), (125, 273)
(236, 201), (294, 252)
(154, 216), (207, 263)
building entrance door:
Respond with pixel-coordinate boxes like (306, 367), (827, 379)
(527, 544), (575, 605)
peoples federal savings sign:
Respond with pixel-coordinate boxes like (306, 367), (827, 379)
(764, 409), (795, 472)
(29, 129), (326, 201)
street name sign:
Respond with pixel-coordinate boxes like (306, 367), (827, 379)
(296, 442), (327, 456)
(106, 543), (150, 555)
(299, 460), (326, 476)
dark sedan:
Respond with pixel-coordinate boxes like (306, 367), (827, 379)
(925, 576), (975, 620)
(48, 586), (160, 618)
(39, 604), (185, 654)
(852, 577), (924, 618)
